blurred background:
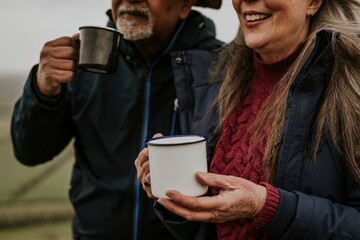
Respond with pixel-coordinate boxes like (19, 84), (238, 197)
(0, 1), (238, 239)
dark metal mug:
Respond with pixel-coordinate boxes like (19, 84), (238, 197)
(78, 26), (122, 74)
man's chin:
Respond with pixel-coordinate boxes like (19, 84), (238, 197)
(121, 31), (153, 41)
(117, 21), (153, 41)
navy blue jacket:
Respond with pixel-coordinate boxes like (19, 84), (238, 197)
(11, 10), (223, 240)
(155, 30), (360, 239)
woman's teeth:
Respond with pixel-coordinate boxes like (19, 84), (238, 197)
(246, 14), (269, 22)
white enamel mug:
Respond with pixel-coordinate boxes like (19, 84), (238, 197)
(147, 135), (208, 198)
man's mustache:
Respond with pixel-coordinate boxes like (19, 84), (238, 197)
(117, 4), (151, 18)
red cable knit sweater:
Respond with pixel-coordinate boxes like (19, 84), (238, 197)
(210, 47), (302, 240)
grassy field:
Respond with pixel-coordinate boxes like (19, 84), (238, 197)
(0, 221), (71, 240)
(0, 74), (73, 239)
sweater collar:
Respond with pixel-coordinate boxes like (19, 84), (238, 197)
(252, 43), (304, 93)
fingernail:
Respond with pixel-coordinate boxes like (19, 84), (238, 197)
(166, 192), (174, 199)
(157, 198), (164, 205)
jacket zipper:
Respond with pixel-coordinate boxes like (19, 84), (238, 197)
(132, 19), (187, 240)
(171, 98), (179, 135)
(133, 70), (151, 240)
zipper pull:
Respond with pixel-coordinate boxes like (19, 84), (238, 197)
(174, 98), (179, 111)
(171, 98), (179, 135)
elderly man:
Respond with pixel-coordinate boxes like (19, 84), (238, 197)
(11, 0), (223, 239)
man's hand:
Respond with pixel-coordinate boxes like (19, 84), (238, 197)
(36, 35), (79, 97)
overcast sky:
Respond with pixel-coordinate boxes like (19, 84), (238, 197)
(0, 0), (238, 75)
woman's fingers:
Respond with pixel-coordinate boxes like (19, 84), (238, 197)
(152, 133), (163, 138)
(135, 148), (149, 178)
(143, 172), (154, 199)
(196, 172), (239, 190)
(134, 146), (156, 198)
(143, 172), (151, 187)
(157, 173), (268, 223)
(157, 192), (228, 222)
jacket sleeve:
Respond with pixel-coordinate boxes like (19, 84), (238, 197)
(267, 176), (360, 239)
(11, 65), (75, 166)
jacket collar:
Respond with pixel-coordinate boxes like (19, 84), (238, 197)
(289, 30), (334, 95)
(105, 10), (218, 63)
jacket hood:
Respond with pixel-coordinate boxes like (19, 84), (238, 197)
(170, 10), (221, 51)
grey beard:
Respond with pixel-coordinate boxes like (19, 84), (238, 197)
(115, 4), (154, 41)
(116, 19), (153, 41)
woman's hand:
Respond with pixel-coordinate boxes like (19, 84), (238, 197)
(135, 147), (154, 198)
(156, 172), (267, 223)
(134, 133), (163, 199)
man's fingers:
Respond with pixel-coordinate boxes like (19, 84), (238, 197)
(72, 33), (80, 41)
(45, 36), (79, 48)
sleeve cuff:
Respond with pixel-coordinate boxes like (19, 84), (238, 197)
(31, 65), (66, 108)
(252, 182), (280, 229)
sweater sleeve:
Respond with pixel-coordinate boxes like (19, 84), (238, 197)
(252, 182), (280, 229)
